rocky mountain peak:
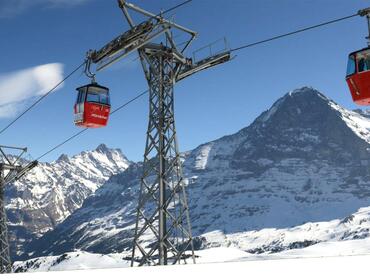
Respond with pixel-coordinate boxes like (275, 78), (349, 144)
(255, 86), (333, 126)
(219, 86), (370, 173)
(56, 154), (69, 162)
(286, 86), (328, 100)
(95, 144), (110, 153)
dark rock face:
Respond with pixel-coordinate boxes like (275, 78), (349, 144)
(21, 87), (370, 260)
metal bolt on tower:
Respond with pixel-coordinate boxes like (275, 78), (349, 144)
(0, 145), (37, 273)
(83, 0), (231, 266)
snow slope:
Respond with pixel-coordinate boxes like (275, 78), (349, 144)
(13, 237), (370, 272)
(13, 251), (131, 272)
(198, 205), (370, 254)
(14, 203), (370, 272)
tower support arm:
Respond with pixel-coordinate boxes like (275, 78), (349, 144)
(143, 43), (187, 64)
(358, 7), (370, 17)
(119, 0), (197, 37)
(0, 164), (21, 171)
(10, 161), (38, 183)
(3, 161), (38, 186)
(96, 25), (170, 71)
(90, 20), (155, 64)
(176, 51), (231, 82)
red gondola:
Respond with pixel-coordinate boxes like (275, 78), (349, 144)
(346, 47), (370, 105)
(346, 8), (370, 105)
(74, 83), (111, 128)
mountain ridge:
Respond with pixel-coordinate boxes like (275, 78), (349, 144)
(6, 144), (131, 258)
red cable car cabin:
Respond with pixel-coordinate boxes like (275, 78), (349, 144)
(346, 47), (370, 105)
(74, 83), (111, 128)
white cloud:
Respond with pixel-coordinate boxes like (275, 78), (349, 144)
(0, 0), (90, 18)
(0, 63), (64, 118)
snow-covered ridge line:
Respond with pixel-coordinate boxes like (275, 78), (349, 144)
(257, 86), (370, 146)
(329, 101), (370, 144)
(7, 144), (131, 259)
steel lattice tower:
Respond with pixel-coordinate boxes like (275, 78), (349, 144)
(0, 146), (37, 274)
(84, 0), (231, 266)
(130, 45), (195, 266)
(0, 174), (11, 273)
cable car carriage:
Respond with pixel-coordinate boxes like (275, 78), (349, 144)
(346, 47), (370, 105)
(346, 8), (370, 105)
(74, 83), (111, 128)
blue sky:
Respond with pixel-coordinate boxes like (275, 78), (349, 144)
(0, 0), (369, 162)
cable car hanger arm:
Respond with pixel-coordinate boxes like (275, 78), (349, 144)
(358, 8), (370, 45)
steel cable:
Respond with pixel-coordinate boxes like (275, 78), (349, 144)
(0, 61), (86, 135)
(34, 7), (361, 160)
(36, 89), (149, 161)
(231, 13), (358, 52)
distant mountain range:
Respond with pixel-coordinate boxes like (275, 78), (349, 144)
(6, 144), (130, 258)
(15, 86), (370, 264)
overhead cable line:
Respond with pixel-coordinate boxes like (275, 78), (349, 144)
(231, 13), (358, 52)
(0, 0), (191, 138)
(36, 89), (149, 161)
(157, 0), (192, 16)
(0, 61), (86, 136)
(35, 0), (194, 160)
(110, 90), (148, 115)
(27, 5), (362, 160)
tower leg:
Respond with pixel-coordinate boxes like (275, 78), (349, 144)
(0, 175), (11, 273)
(131, 47), (195, 266)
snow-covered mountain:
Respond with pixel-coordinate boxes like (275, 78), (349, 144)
(6, 144), (131, 259)
(21, 87), (370, 262)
